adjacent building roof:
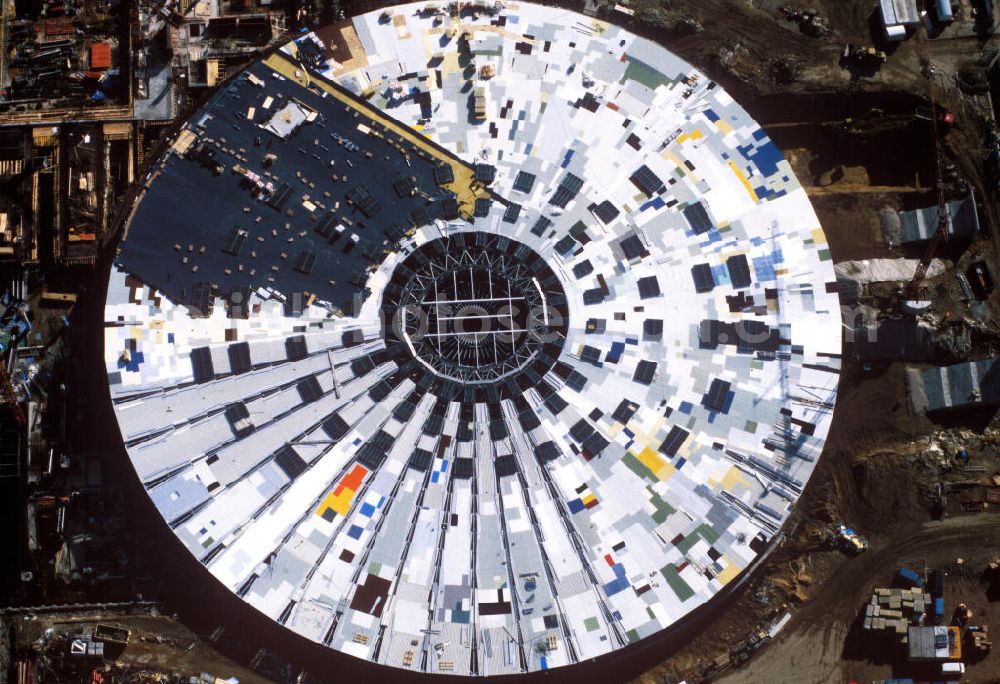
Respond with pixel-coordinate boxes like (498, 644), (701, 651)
(888, 190), (980, 245)
(908, 359), (1000, 413)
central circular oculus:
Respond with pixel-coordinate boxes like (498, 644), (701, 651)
(382, 232), (568, 397)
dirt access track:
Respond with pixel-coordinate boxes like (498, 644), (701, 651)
(721, 515), (1000, 683)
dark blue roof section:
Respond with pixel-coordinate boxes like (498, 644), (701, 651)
(274, 445), (307, 481)
(699, 319), (779, 353)
(228, 342), (252, 373)
(554, 235), (577, 255)
(321, 413), (350, 440)
(534, 440), (562, 463)
(583, 287), (604, 305)
(592, 200), (620, 224)
(408, 448), (433, 471)
(612, 399), (639, 424)
(190, 347), (215, 383)
(572, 260), (594, 279)
(116, 59), (473, 315)
(530, 215), (552, 237)
(513, 170), (536, 193)
(702, 378), (732, 413)
(502, 202), (522, 223)
(691, 263), (715, 293)
(494, 454), (518, 478)
(727, 254), (753, 289)
(633, 359), (657, 385)
(659, 425), (689, 456)
(474, 197), (493, 217)
(475, 163), (497, 184)
(285, 334), (308, 361)
(629, 164), (664, 197)
(637, 275), (661, 299)
(620, 234), (645, 261)
(357, 430), (393, 470)
(549, 172), (584, 208)
(737, 135), (783, 177)
(297, 375), (323, 403)
(452, 457), (474, 479)
(684, 202), (713, 235)
(643, 319), (663, 338)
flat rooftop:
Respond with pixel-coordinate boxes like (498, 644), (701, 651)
(104, 1), (842, 677)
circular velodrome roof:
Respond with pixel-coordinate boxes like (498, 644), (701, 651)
(104, 2), (841, 677)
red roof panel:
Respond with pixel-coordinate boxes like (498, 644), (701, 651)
(90, 43), (111, 70)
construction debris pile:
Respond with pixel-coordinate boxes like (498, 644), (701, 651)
(779, 6), (831, 37)
(2, 0), (125, 113)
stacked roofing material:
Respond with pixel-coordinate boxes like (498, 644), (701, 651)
(863, 587), (933, 637)
(907, 359), (1000, 413)
(881, 191), (980, 246)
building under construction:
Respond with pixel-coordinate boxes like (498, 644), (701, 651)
(0, 0), (291, 269)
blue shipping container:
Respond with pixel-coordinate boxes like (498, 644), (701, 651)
(935, 597), (945, 615)
(937, 0), (954, 22)
(898, 567), (924, 587)
(932, 568), (945, 597)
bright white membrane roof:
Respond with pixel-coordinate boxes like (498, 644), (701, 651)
(104, 2), (841, 676)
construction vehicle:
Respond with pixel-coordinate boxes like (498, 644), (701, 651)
(729, 627), (770, 665)
(831, 523), (868, 554)
(780, 6), (831, 36)
(941, 661), (966, 677)
(836, 106), (954, 137)
(841, 44), (887, 67)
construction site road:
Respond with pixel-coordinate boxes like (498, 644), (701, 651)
(720, 514), (1000, 683)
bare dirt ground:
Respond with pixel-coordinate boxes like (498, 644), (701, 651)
(627, 0), (927, 98)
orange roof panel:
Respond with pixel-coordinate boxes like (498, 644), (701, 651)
(90, 43), (111, 70)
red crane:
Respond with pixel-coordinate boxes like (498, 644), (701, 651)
(906, 60), (951, 299)
(0, 357), (25, 425)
